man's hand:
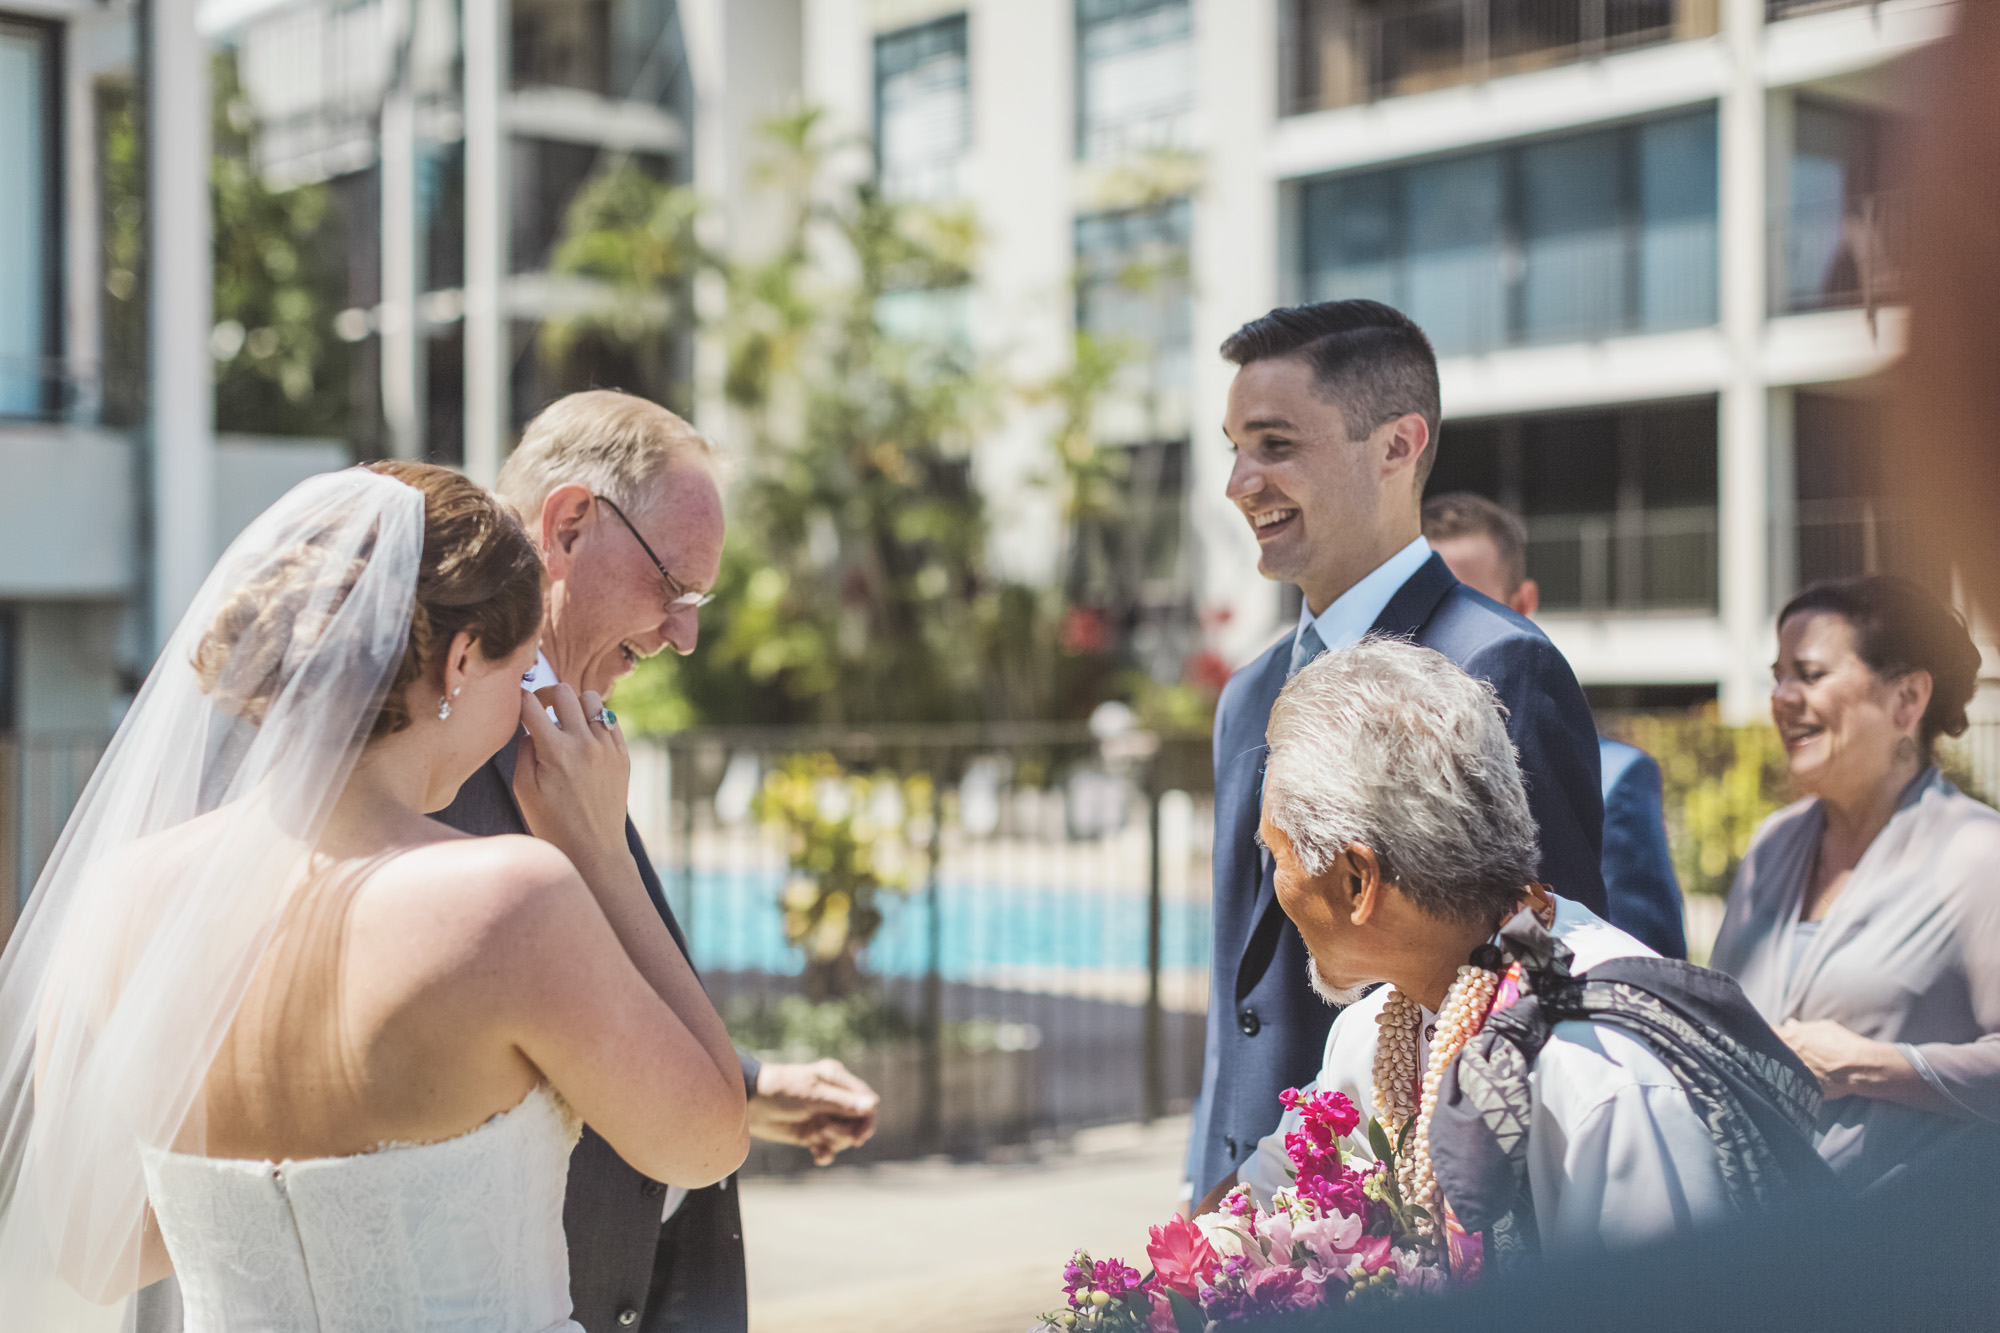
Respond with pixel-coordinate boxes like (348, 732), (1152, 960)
(747, 1059), (880, 1166)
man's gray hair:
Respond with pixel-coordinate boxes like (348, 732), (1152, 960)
(1263, 636), (1540, 927)
(496, 389), (715, 527)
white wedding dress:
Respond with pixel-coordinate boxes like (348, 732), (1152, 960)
(141, 1085), (586, 1333)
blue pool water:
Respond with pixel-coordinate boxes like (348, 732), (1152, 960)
(664, 867), (1214, 982)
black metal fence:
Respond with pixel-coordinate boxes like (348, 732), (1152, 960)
(626, 724), (1217, 1171)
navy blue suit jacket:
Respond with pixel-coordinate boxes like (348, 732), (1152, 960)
(1186, 554), (1607, 1195)
(1598, 737), (1687, 960)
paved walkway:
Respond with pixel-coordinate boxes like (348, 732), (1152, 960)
(741, 1117), (1191, 1333)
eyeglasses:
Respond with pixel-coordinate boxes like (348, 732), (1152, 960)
(592, 494), (715, 611)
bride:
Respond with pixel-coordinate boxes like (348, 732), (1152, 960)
(0, 462), (748, 1330)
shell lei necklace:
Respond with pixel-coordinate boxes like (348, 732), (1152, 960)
(1371, 964), (1502, 1248)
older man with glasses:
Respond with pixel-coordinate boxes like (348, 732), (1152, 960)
(459, 391), (878, 1333)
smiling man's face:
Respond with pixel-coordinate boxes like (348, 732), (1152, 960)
(540, 463), (724, 699)
(1224, 357), (1414, 615)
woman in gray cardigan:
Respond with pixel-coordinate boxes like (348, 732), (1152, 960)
(1711, 575), (1999, 1189)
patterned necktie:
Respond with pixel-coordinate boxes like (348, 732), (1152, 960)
(1288, 620), (1327, 678)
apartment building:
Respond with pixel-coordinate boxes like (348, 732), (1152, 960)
(785, 0), (1957, 718)
(0, 0), (348, 922)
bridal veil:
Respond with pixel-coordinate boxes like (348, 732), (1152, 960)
(0, 468), (424, 1327)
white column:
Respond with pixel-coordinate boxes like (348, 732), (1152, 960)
(380, 0), (424, 461)
(149, 0), (214, 650)
(462, 0), (508, 484)
(1716, 0), (1768, 722)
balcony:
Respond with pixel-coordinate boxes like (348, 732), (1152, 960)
(1282, 0), (1719, 114)
(1766, 0), (1876, 17)
(1774, 191), (1903, 315)
(1529, 505), (1718, 613)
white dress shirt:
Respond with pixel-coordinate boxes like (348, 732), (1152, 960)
(1293, 535), (1435, 661)
(1239, 897), (1733, 1253)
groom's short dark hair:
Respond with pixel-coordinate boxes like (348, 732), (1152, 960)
(1221, 300), (1441, 485)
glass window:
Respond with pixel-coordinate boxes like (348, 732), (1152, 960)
(1077, 198), (1193, 441)
(1638, 111), (1719, 330)
(1404, 154), (1505, 355)
(0, 19), (55, 417)
(1077, 0), (1193, 162)
(1430, 399), (1717, 613)
(1296, 109), (1718, 355)
(1301, 169), (1400, 307)
(1519, 130), (1625, 344)
(875, 15), (971, 202)
(1784, 99), (1890, 314)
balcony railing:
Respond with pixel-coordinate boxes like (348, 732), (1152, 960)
(1775, 192), (1904, 316)
(1529, 504), (1718, 613)
(0, 358), (105, 426)
(1767, 0), (1875, 18)
(1284, 0), (1718, 114)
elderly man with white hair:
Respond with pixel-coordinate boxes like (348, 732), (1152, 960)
(1209, 637), (1831, 1273)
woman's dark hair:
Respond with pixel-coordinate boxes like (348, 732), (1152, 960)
(1778, 575), (1981, 756)
(195, 462), (544, 738)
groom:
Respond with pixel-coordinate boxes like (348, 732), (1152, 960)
(1189, 300), (1607, 1205)
(462, 393), (878, 1332)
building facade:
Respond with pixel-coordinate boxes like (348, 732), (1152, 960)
(784, 0), (1957, 717)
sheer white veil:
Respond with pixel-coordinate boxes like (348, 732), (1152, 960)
(0, 467), (424, 1326)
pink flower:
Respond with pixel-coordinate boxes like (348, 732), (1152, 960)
(1146, 1292), (1181, 1333)
(1244, 1263), (1326, 1312)
(1145, 1214), (1221, 1301)
(1350, 1234), (1394, 1275)
(1288, 1211), (1365, 1271)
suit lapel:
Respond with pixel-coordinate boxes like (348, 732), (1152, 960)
(1231, 555), (1459, 987)
(1365, 551), (1457, 641)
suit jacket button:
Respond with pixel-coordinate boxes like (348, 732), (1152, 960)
(1237, 1008), (1261, 1037)
(641, 1179), (666, 1198)
(1224, 1136), (1238, 1156)
(617, 1309), (640, 1327)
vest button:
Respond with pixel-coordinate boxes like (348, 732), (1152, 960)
(1237, 1008), (1261, 1037)
(617, 1309), (640, 1327)
(641, 1179), (666, 1199)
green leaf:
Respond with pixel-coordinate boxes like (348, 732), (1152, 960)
(1166, 1289), (1206, 1333)
(1367, 1116), (1395, 1165)
(1395, 1114), (1418, 1156)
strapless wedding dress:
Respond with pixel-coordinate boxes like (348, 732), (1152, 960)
(141, 1084), (585, 1333)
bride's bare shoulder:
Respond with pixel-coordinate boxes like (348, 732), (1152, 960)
(351, 835), (597, 953)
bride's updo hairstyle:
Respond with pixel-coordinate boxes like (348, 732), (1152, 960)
(194, 461), (543, 737)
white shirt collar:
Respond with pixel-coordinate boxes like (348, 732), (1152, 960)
(1294, 535), (1435, 658)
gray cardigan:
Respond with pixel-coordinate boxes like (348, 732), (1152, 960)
(1710, 768), (2000, 1188)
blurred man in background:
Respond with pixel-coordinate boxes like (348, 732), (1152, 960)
(1424, 491), (1687, 960)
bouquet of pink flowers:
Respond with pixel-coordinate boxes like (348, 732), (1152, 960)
(1033, 1089), (1446, 1332)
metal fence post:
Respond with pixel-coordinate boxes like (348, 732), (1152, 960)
(918, 800), (945, 1153)
(1143, 783), (1165, 1124)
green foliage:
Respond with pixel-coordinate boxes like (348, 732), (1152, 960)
(753, 753), (935, 1000)
(97, 78), (147, 429)
(1608, 715), (1794, 897)
(209, 51), (350, 438)
(723, 991), (919, 1063)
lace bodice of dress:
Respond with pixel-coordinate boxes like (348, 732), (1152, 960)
(142, 1084), (585, 1333)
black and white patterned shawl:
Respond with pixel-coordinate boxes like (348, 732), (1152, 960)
(1429, 908), (1837, 1270)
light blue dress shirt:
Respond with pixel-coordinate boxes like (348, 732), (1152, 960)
(1291, 534), (1436, 662)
